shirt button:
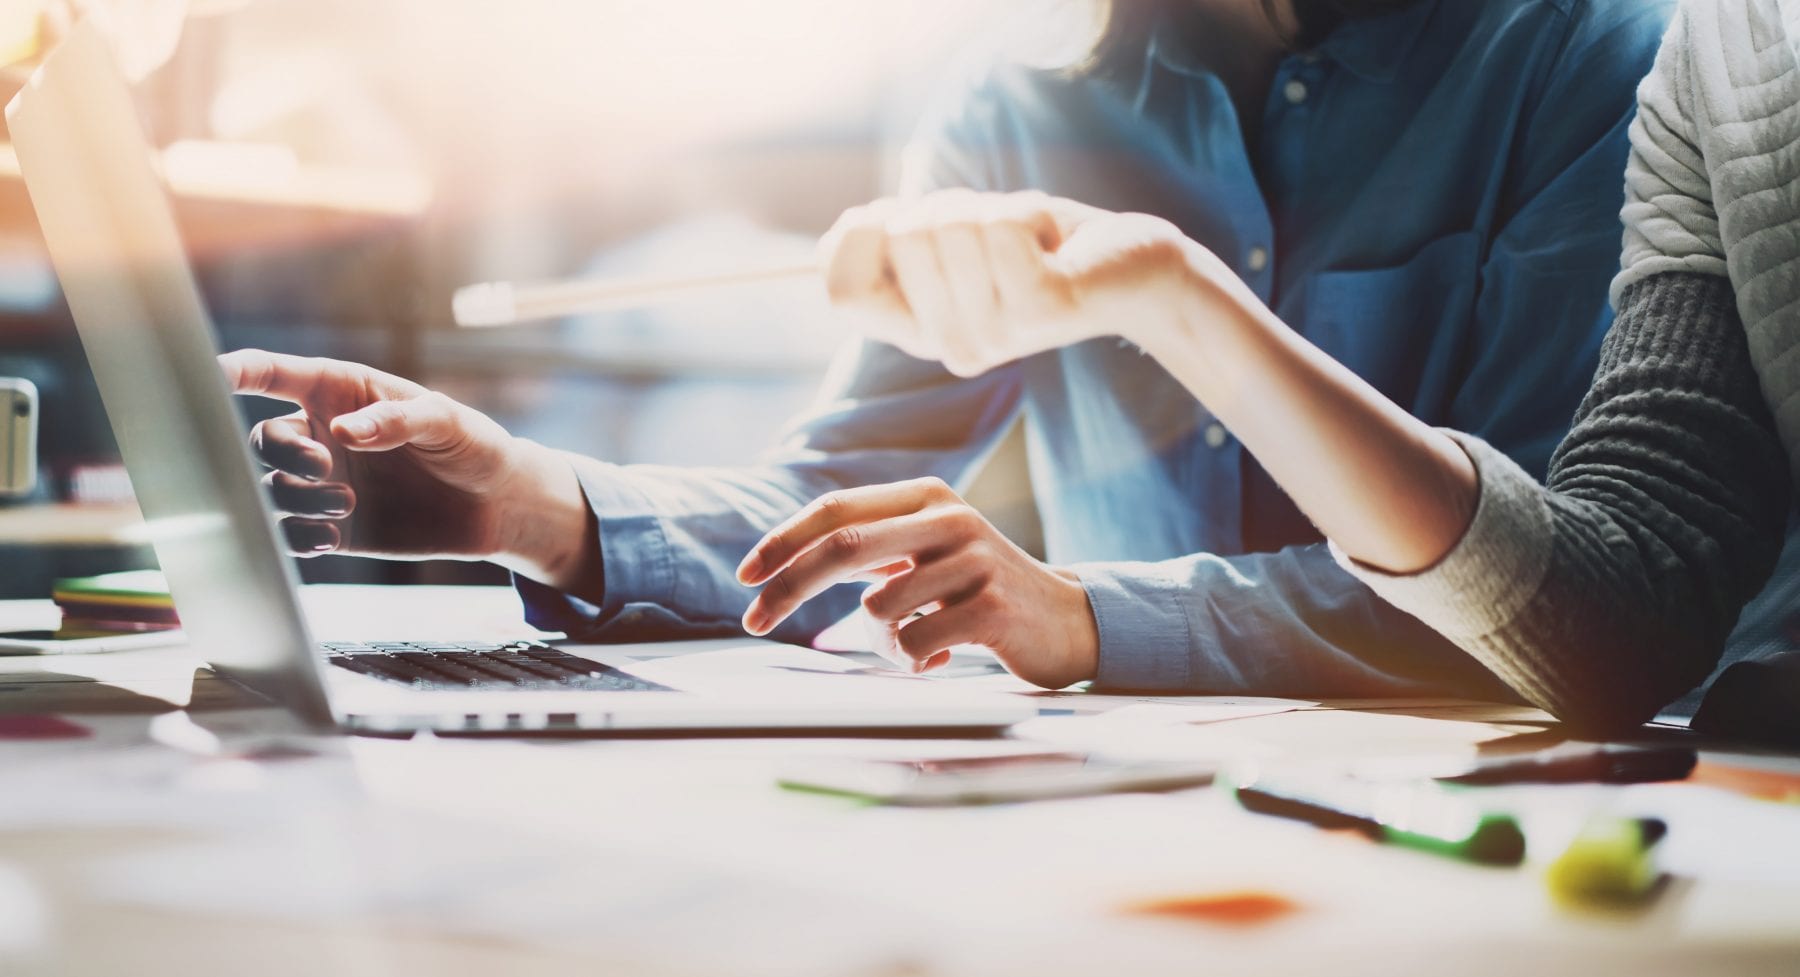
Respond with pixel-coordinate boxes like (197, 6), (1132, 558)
(1204, 423), (1228, 449)
(1246, 246), (1270, 273)
(1283, 79), (1309, 104)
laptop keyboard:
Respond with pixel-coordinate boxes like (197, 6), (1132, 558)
(322, 640), (672, 692)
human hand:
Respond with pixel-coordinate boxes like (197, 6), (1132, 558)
(736, 477), (1099, 688)
(819, 189), (1230, 377)
(218, 349), (588, 585)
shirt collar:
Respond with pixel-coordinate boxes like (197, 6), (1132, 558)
(1317, 0), (1438, 83)
(1148, 0), (1438, 85)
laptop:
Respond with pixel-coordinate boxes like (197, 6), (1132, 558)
(8, 21), (1032, 734)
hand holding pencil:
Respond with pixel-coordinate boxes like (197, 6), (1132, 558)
(450, 190), (1212, 370)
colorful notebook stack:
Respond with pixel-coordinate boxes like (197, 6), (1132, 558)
(51, 570), (180, 638)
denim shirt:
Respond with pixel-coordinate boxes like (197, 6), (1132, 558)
(520, 0), (1672, 699)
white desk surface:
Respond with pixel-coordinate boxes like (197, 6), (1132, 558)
(1, 584), (1797, 977)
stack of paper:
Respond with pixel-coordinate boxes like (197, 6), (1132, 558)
(51, 570), (179, 637)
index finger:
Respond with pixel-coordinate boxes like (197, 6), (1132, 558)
(217, 349), (328, 404)
(737, 477), (952, 585)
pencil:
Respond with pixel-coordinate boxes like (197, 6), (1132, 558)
(452, 259), (820, 327)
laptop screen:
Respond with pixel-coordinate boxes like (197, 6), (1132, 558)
(8, 21), (335, 726)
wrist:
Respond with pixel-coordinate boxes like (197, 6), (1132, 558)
(1050, 566), (1100, 686)
(1120, 238), (1230, 353)
(494, 441), (602, 594)
(1126, 239), (1275, 418)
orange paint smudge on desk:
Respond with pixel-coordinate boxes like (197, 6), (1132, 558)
(1123, 891), (1301, 926)
(1688, 762), (1800, 804)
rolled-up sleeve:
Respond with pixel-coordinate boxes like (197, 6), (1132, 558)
(1339, 273), (1790, 732)
(1328, 432), (1556, 649)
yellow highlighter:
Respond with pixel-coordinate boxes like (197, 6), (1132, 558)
(1544, 816), (1667, 909)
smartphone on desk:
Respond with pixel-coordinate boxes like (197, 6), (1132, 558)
(0, 629), (186, 655)
(778, 750), (1216, 806)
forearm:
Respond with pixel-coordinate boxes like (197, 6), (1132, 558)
(1129, 246), (1478, 574)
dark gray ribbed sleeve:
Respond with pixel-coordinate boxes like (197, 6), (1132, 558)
(1338, 271), (1792, 733)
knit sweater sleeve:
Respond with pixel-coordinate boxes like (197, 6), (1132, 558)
(1336, 272), (1791, 733)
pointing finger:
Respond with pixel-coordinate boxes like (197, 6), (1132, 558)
(742, 509), (955, 636)
(738, 477), (955, 585)
(220, 349), (425, 406)
(218, 349), (331, 404)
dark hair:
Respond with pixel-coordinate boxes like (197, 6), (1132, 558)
(1078, 0), (1423, 80)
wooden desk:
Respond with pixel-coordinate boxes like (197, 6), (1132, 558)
(0, 586), (1796, 977)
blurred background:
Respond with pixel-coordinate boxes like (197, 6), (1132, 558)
(0, 0), (1087, 597)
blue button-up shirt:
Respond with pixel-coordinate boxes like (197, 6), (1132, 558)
(520, 0), (1671, 699)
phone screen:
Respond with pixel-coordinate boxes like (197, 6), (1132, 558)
(0, 631), (62, 641)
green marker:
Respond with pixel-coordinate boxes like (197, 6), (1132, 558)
(1227, 770), (1527, 867)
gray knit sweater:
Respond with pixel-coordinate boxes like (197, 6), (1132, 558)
(1336, 0), (1800, 732)
(1342, 275), (1788, 731)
